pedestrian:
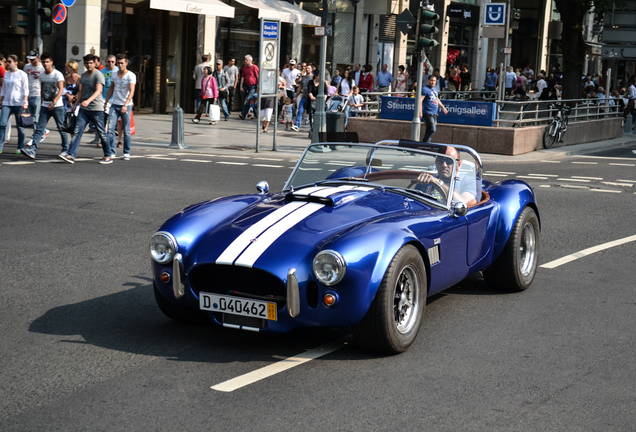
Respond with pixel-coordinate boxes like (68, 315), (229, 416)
(282, 60), (301, 103)
(223, 58), (239, 113)
(291, 64), (313, 131)
(459, 64), (471, 92)
(282, 97), (294, 131)
(20, 53), (68, 160)
(103, 53), (136, 163)
(421, 75), (448, 143)
(331, 68), (342, 87)
(193, 55), (211, 112)
(359, 64), (373, 93)
(192, 66), (217, 124)
(260, 96), (274, 133)
(306, 69), (327, 131)
(63, 60), (80, 111)
(0, 54), (29, 154)
(238, 55), (259, 120)
(59, 54), (109, 164)
(0, 55), (11, 146)
(394, 65), (408, 97)
(94, 56), (105, 71)
(447, 67), (460, 93)
(536, 74), (547, 97)
(505, 66), (517, 96)
(623, 78), (636, 123)
(353, 63), (362, 86)
(376, 64), (394, 93)
(213, 59), (230, 121)
(97, 54), (119, 147)
(483, 67), (497, 92)
(346, 85), (364, 123)
(24, 50), (48, 147)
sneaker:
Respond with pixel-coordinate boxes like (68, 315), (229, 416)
(99, 157), (113, 164)
(191, 119), (199, 124)
(225, 117), (229, 121)
(14, 150), (22, 154)
(116, 142), (123, 148)
(40, 130), (50, 142)
(26, 139), (33, 147)
(238, 114), (245, 120)
(111, 152), (117, 158)
(291, 125), (299, 131)
(123, 154), (130, 161)
(59, 151), (68, 158)
(21, 148), (36, 159)
(59, 154), (75, 164)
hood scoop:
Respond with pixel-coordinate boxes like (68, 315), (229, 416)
(285, 192), (334, 206)
(285, 186), (375, 208)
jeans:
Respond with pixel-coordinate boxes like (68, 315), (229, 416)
(227, 87), (235, 112)
(218, 97), (230, 119)
(28, 96), (41, 135)
(0, 105), (26, 151)
(343, 104), (351, 125)
(294, 97), (308, 127)
(31, 106), (68, 152)
(108, 104), (132, 156)
(241, 85), (257, 117)
(195, 89), (202, 112)
(422, 113), (437, 143)
(67, 109), (109, 158)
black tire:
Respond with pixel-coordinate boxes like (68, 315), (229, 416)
(542, 121), (558, 149)
(484, 207), (540, 292)
(352, 245), (426, 354)
(153, 282), (209, 324)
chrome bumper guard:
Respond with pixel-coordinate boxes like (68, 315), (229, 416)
(173, 253), (186, 299)
(287, 268), (300, 317)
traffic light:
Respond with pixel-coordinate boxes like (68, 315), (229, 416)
(17, 0), (37, 34)
(37, 0), (53, 36)
(418, 10), (439, 50)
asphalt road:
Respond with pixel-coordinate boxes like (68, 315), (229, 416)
(1, 143), (635, 431)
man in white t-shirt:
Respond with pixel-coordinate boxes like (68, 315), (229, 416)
(21, 53), (67, 159)
(24, 50), (49, 145)
(281, 60), (301, 102)
(104, 53), (137, 163)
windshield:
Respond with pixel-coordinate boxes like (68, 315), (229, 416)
(284, 144), (458, 207)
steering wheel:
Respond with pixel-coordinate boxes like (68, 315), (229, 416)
(408, 178), (447, 202)
(362, 170), (448, 202)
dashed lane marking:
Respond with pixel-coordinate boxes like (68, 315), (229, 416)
(557, 178), (591, 182)
(540, 234), (636, 269)
(148, 156), (178, 160)
(602, 181), (633, 187)
(211, 337), (349, 392)
(572, 176), (603, 180)
(181, 159), (212, 163)
(609, 163), (635, 167)
(590, 188), (622, 193)
(541, 160), (561, 163)
(528, 174), (559, 177)
(217, 161), (249, 166)
(2, 161), (34, 165)
(252, 164), (284, 168)
(485, 171), (515, 175)
(217, 155), (251, 159)
(484, 173), (509, 177)
(517, 175), (548, 180)
(617, 179), (636, 183)
(572, 161), (598, 165)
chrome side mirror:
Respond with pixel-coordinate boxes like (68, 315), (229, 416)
(453, 202), (468, 217)
(256, 181), (269, 194)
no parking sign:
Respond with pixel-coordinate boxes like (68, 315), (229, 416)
(52, 3), (67, 24)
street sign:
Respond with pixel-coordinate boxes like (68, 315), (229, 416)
(314, 26), (325, 36)
(503, 47), (512, 55)
(61, 0), (75, 7)
(262, 21), (278, 38)
(396, 9), (416, 35)
(484, 3), (506, 26)
(261, 40), (277, 70)
(52, 3), (67, 24)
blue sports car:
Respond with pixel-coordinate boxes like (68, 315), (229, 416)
(150, 140), (540, 354)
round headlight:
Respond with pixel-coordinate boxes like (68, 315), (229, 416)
(312, 250), (346, 286)
(149, 231), (177, 264)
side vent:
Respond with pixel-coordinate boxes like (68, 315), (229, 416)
(428, 245), (440, 265)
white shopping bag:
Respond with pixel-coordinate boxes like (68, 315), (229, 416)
(209, 104), (220, 122)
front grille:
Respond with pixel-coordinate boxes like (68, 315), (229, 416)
(188, 264), (286, 307)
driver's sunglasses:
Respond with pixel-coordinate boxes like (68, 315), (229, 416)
(435, 157), (459, 166)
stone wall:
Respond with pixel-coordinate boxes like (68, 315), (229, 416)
(346, 117), (624, 155)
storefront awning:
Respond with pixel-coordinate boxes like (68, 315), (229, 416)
(233, 0), (320, 26)
(150, 0), (235, 18)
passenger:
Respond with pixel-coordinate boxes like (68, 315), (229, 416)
(415, 145), (477, 206)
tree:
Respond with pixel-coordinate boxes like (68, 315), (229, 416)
(553, 0), (614, 100)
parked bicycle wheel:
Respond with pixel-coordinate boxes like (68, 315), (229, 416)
(543, 120), (559, 149)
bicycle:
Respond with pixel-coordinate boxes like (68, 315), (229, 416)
(543, 104), (571, 149)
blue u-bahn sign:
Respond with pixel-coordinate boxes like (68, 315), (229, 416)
(380, 96), (496, 127)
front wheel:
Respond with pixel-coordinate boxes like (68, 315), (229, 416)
(484, 207), (540, 292)
(352, 245), (426, 354)
(542, 121), (558, 149)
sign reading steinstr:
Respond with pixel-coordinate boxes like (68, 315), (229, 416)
(263, 21), (278, 39)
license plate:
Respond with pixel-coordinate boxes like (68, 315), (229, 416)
(199, 292), (277, 321)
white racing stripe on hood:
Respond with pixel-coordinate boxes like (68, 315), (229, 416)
(217, 186), (357, 267)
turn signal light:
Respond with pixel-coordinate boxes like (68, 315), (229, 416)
(323, 293), (337, 307)
(160, 272), (171, 283)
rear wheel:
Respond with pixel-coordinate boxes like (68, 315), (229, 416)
(543, 121), (558, 149)
(153, 283), (208, 324)
(352, 245), (426, 354)
(484, 207), (540, 292)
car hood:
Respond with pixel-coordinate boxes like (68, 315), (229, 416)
(181, 185), (411, 271)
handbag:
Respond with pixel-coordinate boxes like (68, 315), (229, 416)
(18, 109), (34, 128)
(218, 88), (228, 99)
(61, 112), (77, 133)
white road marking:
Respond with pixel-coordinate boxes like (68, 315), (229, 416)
(484, 173), (509, 177)
(35, 159), (60, 163)
(541, 160), (561, 163)
(517, 175), (548, 180)
(181, 159), (212, 163)
(572, 176), (603, 180)
(602, 181), (633, 187)
(148, 156), (178, 160)
(572, 161), (597, 165)
(540, 185), (551, 188)
(557, 178), (591, 182)
(528, 174), (559, 177)
(559, 185), (589, 189)
(252, 164), (284, 168)
(486, 171), (515, 175)
(212, 338), (349, 392)
(172, 153), (216, 157)
(577, 155), (636, 161)
(617, 179), (636, 183)
(590, 188), (621, 193)
(540, 234), (636, 269)
(254, 157), (284, 161)
(609, 163), (635, 167)
(143, 154), (167, 157)
(2, 161), (34, 165)
(217, 155), (251, 159)
(217, 161), (248, 165)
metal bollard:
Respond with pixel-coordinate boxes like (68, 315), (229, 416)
(624, 113), (634, 136)
(169, 105), (189, 149)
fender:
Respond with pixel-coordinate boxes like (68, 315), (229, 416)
(485, 179), (540, 260)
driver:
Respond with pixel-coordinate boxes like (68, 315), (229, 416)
(415, 146), (477, 206)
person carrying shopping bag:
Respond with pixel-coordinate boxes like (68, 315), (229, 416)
(192, 66), (217, 124)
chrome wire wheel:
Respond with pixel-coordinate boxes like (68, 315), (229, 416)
(519, 222), (537, 277)
(393, 264), (420, 334)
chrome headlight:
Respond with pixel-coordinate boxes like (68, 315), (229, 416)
(149, 231), (177, 264)
(312, 250), (346, 286)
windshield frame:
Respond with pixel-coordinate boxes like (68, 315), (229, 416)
(283, 142), (459, 210)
